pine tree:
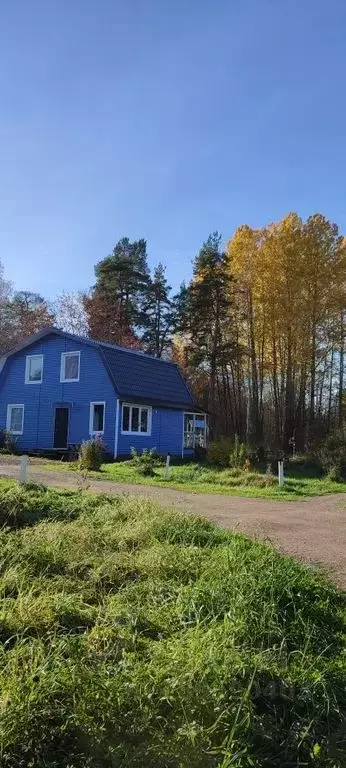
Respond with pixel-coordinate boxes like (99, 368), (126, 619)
(176, 233), (235, 431)
(141, 263), (173, 357)
(85, 237), (150, 344)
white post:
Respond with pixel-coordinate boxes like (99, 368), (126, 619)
(19, 455), (28, 484)
(278, 460), (284, 487)
(165, 453), (171, 480)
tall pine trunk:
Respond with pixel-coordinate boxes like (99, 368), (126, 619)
(339, 312), (344, 428)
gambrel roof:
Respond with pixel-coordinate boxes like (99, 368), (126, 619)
(0, 327), (202, 411)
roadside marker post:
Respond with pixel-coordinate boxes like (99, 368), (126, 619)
(165, 453), (171, 480)
(278, 460), (284, 488)
(19, 455), (28, 484)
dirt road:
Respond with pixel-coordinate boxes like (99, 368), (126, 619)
(1, 461), (345, 588)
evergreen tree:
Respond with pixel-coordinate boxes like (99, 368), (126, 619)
(141, 263), (174, 357)
(94, 237), (149, 326)
(85, 237), (150, 344)
(176, 233), (235, 429)
(172, 282), (191, 334)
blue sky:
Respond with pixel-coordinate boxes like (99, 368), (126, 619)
(1, 0), (346, 298)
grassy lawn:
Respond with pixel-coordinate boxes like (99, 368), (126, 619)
(0, 479), (344, 766)
(35, 455), (346, 499)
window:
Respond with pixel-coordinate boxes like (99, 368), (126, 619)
(6, 404), (24, 435)
(25, 354), (43, 384)
(89, 402), (105, 434)
(60, 351), (80, 382)
(121, 404), (151, 435)
(184, 413), (207, 449)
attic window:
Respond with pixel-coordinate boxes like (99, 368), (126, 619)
(25, 354), (43, 384)
(121, 404), (151, 435)
(60, 351), (80, 382)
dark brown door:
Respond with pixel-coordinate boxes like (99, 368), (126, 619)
(54, 407), (69, 448)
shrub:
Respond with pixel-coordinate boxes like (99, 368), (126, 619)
(131, 447), (160, 476)
(289, 453), (323, 477)
(79, 437), (105, 471)
(327, 465), (342, 483)
(229, 440), (247, 468)
(0, 429), (5, 449)
(206, 438), (232, 468)
(227, 467), (243, 478)
(0, 430), (18, 454)
(318, 430), (346, 479)
(207, 439), (249, 470)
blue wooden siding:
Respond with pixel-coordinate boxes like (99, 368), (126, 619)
(0, 335), (116, 453)
(117, 405), (184, 457)
(0, 332), (196, 457)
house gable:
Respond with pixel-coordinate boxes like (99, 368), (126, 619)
(0, 332), (117, 453)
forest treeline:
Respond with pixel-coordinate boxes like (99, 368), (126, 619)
(1, 212), (345, 450)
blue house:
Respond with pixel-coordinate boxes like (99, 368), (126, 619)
(0, 327), (207, 458)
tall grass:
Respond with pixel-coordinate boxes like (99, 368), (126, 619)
(0, 481), (344, 766)
(29, 455), (346, 498)
(99, 460), (346, 499)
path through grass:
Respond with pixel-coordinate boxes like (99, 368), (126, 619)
(0, 480), (345, 766)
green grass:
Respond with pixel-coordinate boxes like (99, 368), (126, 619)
(0, 479), (345, 766)
(38, 456), (346, 499)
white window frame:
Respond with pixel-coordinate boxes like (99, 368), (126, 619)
(89, 401), (106, 435)
(60, 351), (80, 383)
(121, 403), (152, 436)
(25, 354), (43, 384)
(6, 404), (25, 435)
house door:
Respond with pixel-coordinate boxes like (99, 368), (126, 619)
(53, 407), (69, 449)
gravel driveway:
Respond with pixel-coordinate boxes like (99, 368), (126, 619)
(1, 460), (346, 588)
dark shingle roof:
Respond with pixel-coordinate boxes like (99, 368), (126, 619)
(1, 327), (199, 410)
(99, 344), (195, 408)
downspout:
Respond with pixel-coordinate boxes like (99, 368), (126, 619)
(114, 400), (120, 459)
